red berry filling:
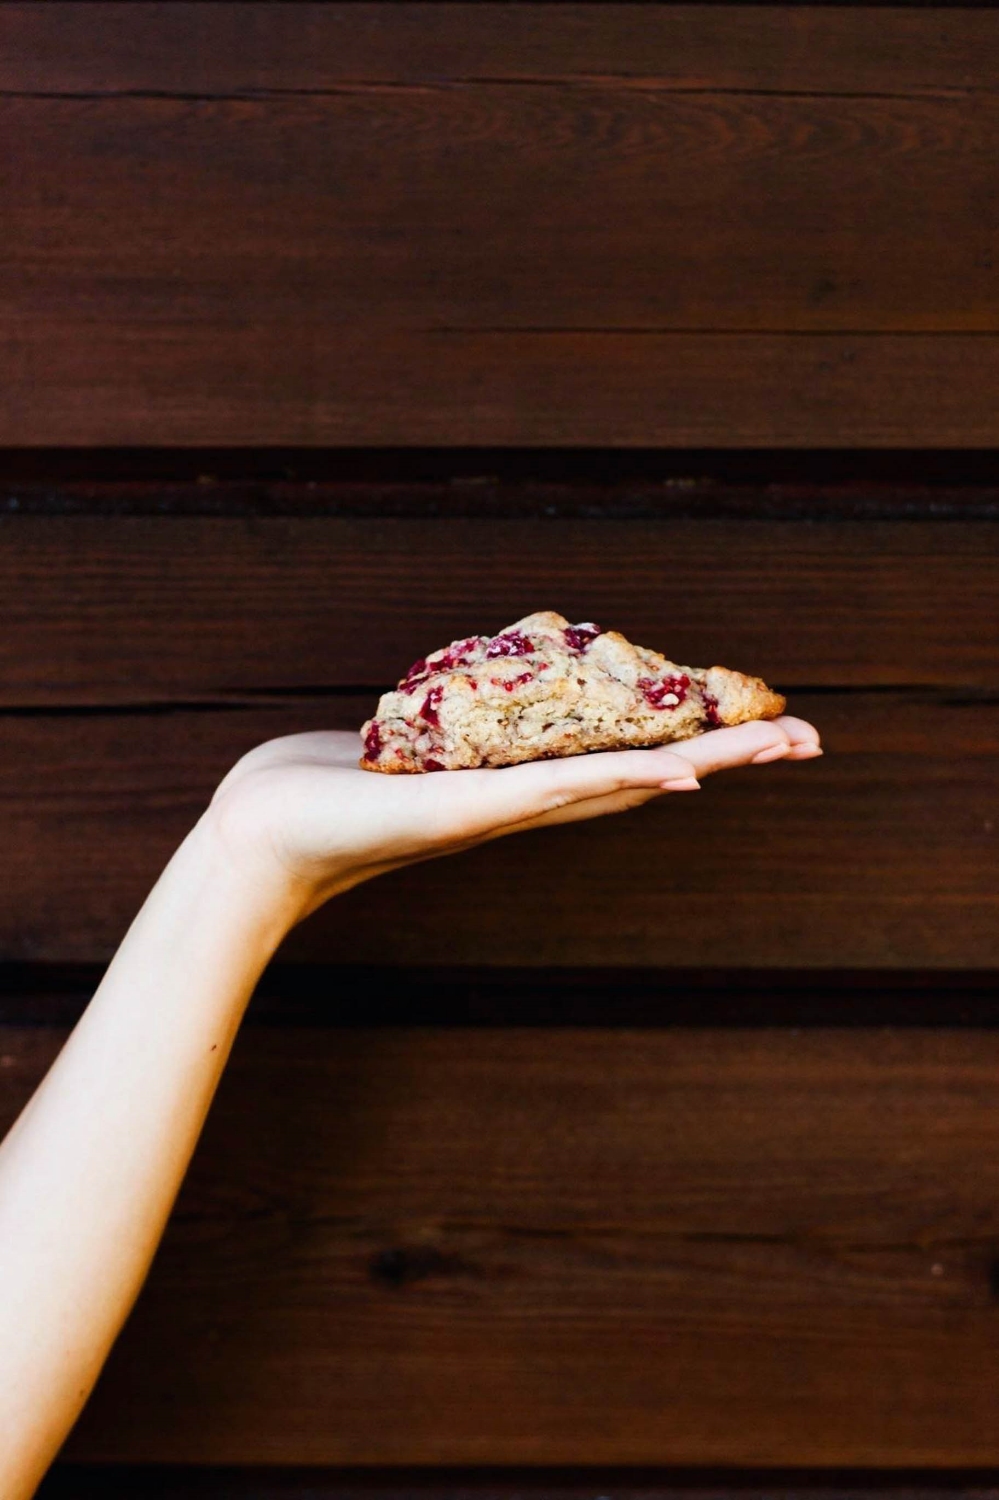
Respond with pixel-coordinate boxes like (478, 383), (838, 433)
(638, 673), (690, 710)
(363, 722), (383, 761)
(440, 636), (485, 670)
(399, 657), (432, 694)
(400, 637), (484, 693)
(492, 670), (535, 693)
(424, 758), (445, 772)
(564, 622), (603, 652)
(485, 630), (535, 659)
(420, 685), (444, 726)
(702, 690), (723, 729)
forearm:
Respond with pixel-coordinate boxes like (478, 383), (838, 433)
(0, 811), (299, 1497)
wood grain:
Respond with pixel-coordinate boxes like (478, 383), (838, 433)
(6, 5), (999, 96)
(8, 330), (999, 448)
(5, 1027), (999, 1464)
(1, 514), (996, 703)
(1, 692), (995, 968)
(4, 6), (999, 444)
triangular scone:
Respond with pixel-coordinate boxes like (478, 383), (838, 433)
(360, 611), (785, 773)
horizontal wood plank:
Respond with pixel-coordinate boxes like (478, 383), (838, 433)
(1, 692), (995, 968)
(7, 5), (999, 96)
(10, 330), (999, 449)
(4, 6), (999, 444)
(4, 1027), (999, 1463)
(2, 514), (996, 702)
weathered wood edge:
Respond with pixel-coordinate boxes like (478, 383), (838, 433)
(3, 459), (999, 520)
(36, 1467), (999, 1499)
(4, 966), (997, 1028)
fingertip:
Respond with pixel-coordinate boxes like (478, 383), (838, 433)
(750, 741), (792, 766)
(679, 718), (789, 777)
(774, 714), (822, 746)
(660, 776), (701, 791)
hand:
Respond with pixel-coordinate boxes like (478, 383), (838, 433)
(207, 715), (821, 923)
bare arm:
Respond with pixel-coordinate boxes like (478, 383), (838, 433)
(0, 717), (819, 1496)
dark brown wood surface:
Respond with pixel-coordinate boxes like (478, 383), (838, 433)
(3, 690), (996, 968)
(7, 5), (999, 96)
(5, 0), (998, 1484)
(0, 1027), (996, 1464)
(5, 5), (999, 444)
(1, 511), (996, 702)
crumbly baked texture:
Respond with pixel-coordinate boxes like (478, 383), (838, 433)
(360, 611), (786, 773)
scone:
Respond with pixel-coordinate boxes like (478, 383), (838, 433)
(360, 611), (785, 773)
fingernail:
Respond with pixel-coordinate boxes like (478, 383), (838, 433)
(661, 777), (701, 791)
(788, 744), (824, 760)
(750, 744), (791, 765)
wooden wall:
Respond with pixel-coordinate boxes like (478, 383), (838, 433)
(5, 5), (999, 447)
(0, 2), (996, 1494)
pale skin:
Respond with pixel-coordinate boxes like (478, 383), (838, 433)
(0, 716), (820, 1497)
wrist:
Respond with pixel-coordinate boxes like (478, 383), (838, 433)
(89, 807), (304, 1045)
(190, 804), (311, 944)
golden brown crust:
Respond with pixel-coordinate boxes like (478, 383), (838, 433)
(701, 665), (786, 727)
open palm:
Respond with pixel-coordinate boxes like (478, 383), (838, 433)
(209, 717), (821, 921)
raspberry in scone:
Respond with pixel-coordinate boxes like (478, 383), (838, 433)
(360, 611), (785, 773)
